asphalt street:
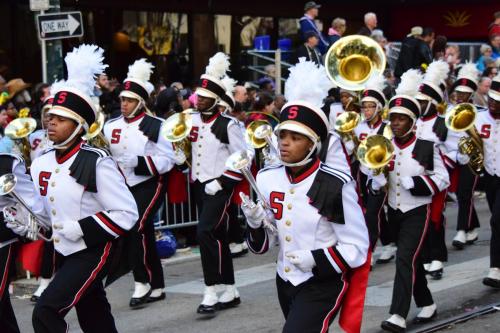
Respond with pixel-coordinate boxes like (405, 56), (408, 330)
(11, 196), (500, 332)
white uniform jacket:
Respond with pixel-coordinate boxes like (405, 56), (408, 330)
(189, 111), (247, 186)
(103, 112), (175, 187)
(30, 142), (138, 256)
(29, 129), (51, 162)
(247, 159), (369, 286)
(475, 110), (500, 177)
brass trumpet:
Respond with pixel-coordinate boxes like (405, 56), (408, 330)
(357, 134), (394, 175)
(161, 110), (193, 167)
(324, 35), (387, 91)
(445, 103), (483, 174)
(0, 173), (51, 241)
(246, 120), (279, 159)
(5, 117), (37, 165)
(82, 112), (109, 149)
(334, 111), (361, 148)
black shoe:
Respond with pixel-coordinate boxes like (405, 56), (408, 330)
(30, 295), (40, 303)
(376, 255), (395, 264)
(217, 297), (241, 310)
(483, 277), (500, 289)
(147, 292), (166, 303)
(381, 320), (406, 332)
(197, 304), (217, 316)
(429, 269), (443, 280)
(129, 289), (152, 308)
(413, 310), (437, 324)
(452, 240), (465, 250)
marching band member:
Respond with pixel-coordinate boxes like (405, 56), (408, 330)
(355, 75), (396, 264)
(30, 45), (138, 333)
(103, 59), (177, 307)
(242, 59), (369, 333)
(0, 151), (47, 332)
(414, 60), (452, 279)
(448, 63), (482, 249)
(369, 70), (449, 332)
(473, 74), (500, 288)
(190, 53), (248, 315)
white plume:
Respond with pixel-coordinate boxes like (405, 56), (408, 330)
(395, 69), (423, 97)
(221, 76), (237, 94)
(457, 62), (480, 81)
(424, 60), (449, 85)
(64, 44), (108, 97)
(127, 58), (154, 83)
(364, 74), (385, 92)
(285, 58), (333, 109)
(49, 79), (66, 96)
(205, 52), (230, 79)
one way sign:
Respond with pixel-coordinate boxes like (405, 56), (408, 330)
(37, 12), (84, 40)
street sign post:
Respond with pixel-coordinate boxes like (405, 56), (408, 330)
(36, 12), (84, 41)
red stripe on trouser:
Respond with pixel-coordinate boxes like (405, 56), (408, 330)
(377, 192), (388, 246)
(58, 242), (112, 314)
(467, 175), (479, 229)
(411, 205), (430, 286)
(142, 234), (152, 281)
(320, 273), (349, 333)
(0, 244), (13, 298)
(138, 178), (164, 232)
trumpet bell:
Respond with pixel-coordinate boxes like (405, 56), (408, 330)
(357, 135), (394, 170)
(225, 150), (251, 171)
(83, 112), (105, 140)
(246, 120), (270, 149)
(334, 111), (360, 134)
(5, 118), (37, 139)
(445, 103), (476, 132)
(325, 35), (386, 91)
(162, 112), (193, 143)
(0, 173), (17, 196)
(254, 124), (273, 140)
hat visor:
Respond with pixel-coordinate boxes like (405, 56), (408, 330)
(274, 121), (318, 143)
(195, 88), (218, 100)
(48, 107), (86, 127)
(388, 107), (416, 121)
(415, 92), (433, 101)
(454, 86), (474, 94)
(489, 90), (500, 102)
(119, 90), (141, 101)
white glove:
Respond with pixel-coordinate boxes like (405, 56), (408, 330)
(400, 176), (415, 190)
(371, 173), (387, 191)
(55, 220), (83, 242)
(117, 154), (138, 168)
(204, 179), (223, 196)
(173, 150), (187, 165)
(3, 206), (29, 236)
(239, 192), (265, 229)
(457, 152), (470, 165)
(343, 139), (356, 156)
(6, 221), (28, 236)
(286, 250), (316, 273)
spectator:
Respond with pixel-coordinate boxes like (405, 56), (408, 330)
(432, 35), (448, 60)
(246, 91), (278, 127)
(473, 77), (492, 107)
(328, 18), (346, 45)
(234, 85), (248, 106)
(371, 29), (388, 52)
(154, 87), (182, 119)
(358, 12), (377, 36)
(483, 66), (499, 79)
(273, 94), (286, 118)
(240, 17), (274, 49)
(294, 31), (322, 65)
(476, 44), (494, 72)
(228, 101), (246, 122)
(5, 78), (31, 110)
(257, 77), (274, 94)
(488, 11), (500, 39)
(94, 73), (110, 97)
(394, 26), (432, 78)
(0, 105), (8, 131)
(179, 88), (193, 110)
(244, 83), (257, 111)
(31, 82), (50, 129)
(299, 1), (329, 54)
(445, 44), (461, 68)
(490, 34), (500, 59)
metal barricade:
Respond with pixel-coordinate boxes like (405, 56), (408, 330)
(244, 49), (293, 95)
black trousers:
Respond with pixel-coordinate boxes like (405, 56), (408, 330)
(129, 176), (166, 289)
(422, 191), (448, 263)
(0, 243), (19, 333)
(33, 242), (116, 333)
(277, 274), (346, 333)
(456, 165), (480, 231)
(365, 191), (393, 251)
(40, 239), (55, 279)
(193, 180), (235, 286)
(484, 173), (500, 268)
(388, 205), (434, 318)
(227, 203), (245, 244)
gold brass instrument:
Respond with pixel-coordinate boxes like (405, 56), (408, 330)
(225, 150), (277, 234)
(445, 103), (483, 174)
(82, 112), (109, 149)
(357, 134), (395, 175)
(436, 101), (448, 115)
(161, 110), (193, 167)
(245, 120), (270, 149)
(324, 35), (387, 91)
(334, 111), (361, 148)
(0, 173), (52, 241)
(5, 117), (37, 165)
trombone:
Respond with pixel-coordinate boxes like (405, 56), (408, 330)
(161, 110), (194, 167)
(82, 111), (109, 149)
(445, 103), (483, 174)
(5, 117), (37, 165)
(0, 173), (52, 241)
(357, 134), (394, 176)
(225, 150), (277, 234)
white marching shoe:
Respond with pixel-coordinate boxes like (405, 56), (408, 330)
(230, 242), (248, 258)
(466, 229), (478, 244)
(129, 282), (152, 308)
(414, 304), (437, 323)
(218, 284), (241, 309)
(147, 288), (166, 303)
(483, 267), (500, 289)
(381, 314), (406, 332)
(428, 261), (444, 280)
(197, 286), (219, 316)
(452, 230), (466, 250)
(377, 244), (396, 264)
(31, 278), (51, 302)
